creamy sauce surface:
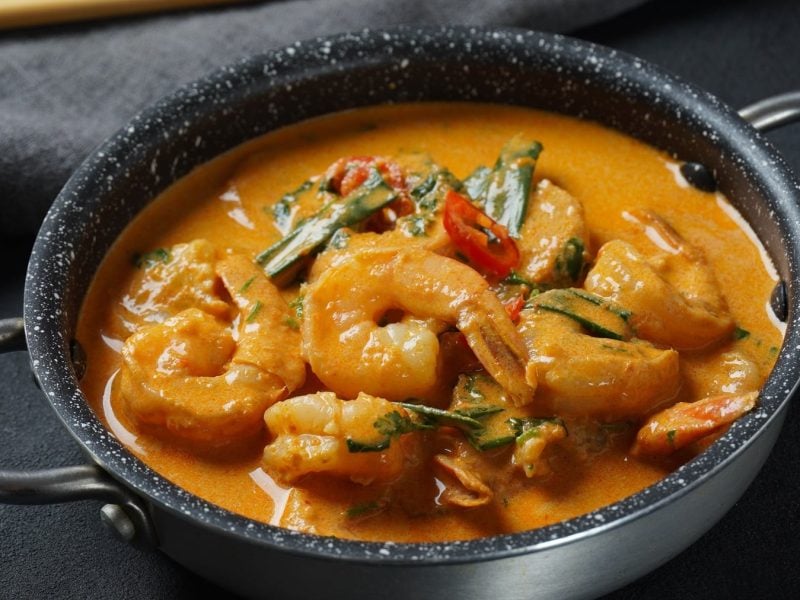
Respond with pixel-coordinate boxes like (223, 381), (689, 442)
(77, 103), (782, 541)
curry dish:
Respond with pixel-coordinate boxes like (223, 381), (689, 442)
(77, 103), (783, 542)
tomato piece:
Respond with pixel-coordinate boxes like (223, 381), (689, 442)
(325, 156), (406, 196)
(503, 294), (526, 323)
(443, 190), (520, 278)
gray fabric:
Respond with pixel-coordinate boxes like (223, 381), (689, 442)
(0, 0), (647, 236)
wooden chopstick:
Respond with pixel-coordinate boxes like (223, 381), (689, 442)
(0, 0), (249, 30)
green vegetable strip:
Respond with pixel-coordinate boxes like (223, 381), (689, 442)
(466, 137), (543, 238)
(399, 402), (484, 431)
(533, 289), (632, 340)
(256, 168), (396, 282)
(463, 165), (492, 201)
(537, 304), (624, 340)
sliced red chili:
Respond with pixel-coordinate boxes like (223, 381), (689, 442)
(443, 190), (520, 278)
(503, 294), (526, 323)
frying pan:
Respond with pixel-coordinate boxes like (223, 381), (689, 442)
(1, 26), (799, 600)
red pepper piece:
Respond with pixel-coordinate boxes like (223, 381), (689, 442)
(443, 190), (520, 278)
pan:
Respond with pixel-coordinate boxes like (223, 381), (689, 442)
(1, 26), (799, 599)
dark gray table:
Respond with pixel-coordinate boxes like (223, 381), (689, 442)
(2, 0), (799, 597)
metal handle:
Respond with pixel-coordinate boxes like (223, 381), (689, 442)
(0, 463), (156, 548)
(739, 91), (800, 132)
(0, 317), (156, 547)
(0, 317), (26, 353)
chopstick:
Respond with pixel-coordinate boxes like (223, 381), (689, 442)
(0, 0), (248, 30)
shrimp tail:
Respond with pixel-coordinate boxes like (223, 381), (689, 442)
(459, 308), (535, 406)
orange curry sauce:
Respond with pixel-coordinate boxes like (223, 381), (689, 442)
(77, 103), (783, 542)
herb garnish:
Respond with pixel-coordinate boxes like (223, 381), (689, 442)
(289, 295), (304, 320)
(554, 237), (586, 283)
(133, 248), (170, 269)
(239, 276), (256, 294)
(345, 500), (382, 518)
(346, 410), (433, 453)
(246, 300), (263, 323)
(734, 326), (751, 340)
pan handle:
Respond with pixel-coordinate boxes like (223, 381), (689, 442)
(0, 317), (26, 352)
(739, 91), (800, 132)
(0, 465), (157, 548)
(0, 317), (157, 548)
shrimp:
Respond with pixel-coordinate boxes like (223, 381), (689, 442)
(632, 391), (758, 456)
(518, 305), (680, 419)
(710, 351), (761, 395)
(302, 247), (534, 405)
(517, 180), (592, 286)
(307, 224), (452, 284)
(119, 254), (306, 444)
(262, 392), (422, 486)
(585, 210), (734, 350)
(120, 239), (231, 334)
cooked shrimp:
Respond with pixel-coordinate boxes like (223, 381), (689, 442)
(632, 391), (758, 456)
(302, 247), (534, 405)
(120, 239), (231, 334)
(262, 392), (422, 485)
(119, 254), (305, 444)
(518, 305), (680, 418)
(517, 180), (591, 286)
(585, 210), (734, 350)
(306, 224), (452, 284)
(710, 351), (761, 395)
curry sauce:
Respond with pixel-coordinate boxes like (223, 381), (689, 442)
(77, 103), (783, 541)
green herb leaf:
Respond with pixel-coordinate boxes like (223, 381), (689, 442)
(667, 429), (677, 445)
(399, 402), (484, 431)
(399, 214), (432, 237)
(734, 326), (751, 340)
(374, 410), (433, 437)
(239, 276), (256, 294)
(508, 417), (566, 445)
(345, 501), (382, 518)
(288, 295), (304, 320)
(246, 300), (263, 323)
(328, 228), (351, 250)
(133, 248), (171, 269)
(463, 373), (487, 402)
(454, 406), (505, 419)
(346, 437), (391, 453)
(554, 237), (586, 284)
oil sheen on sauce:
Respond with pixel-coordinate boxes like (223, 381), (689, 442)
(77, 103), (783, 542)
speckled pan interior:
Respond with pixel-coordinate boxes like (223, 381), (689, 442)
(24, 26), (800, 563)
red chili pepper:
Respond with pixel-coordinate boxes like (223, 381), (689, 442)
(443, 190), (520, 278)
(503, 294), (526, 323)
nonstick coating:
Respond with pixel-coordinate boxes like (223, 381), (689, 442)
(22, 24), (800, 587)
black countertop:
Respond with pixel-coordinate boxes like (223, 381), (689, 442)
(2, 0), (799, 597)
